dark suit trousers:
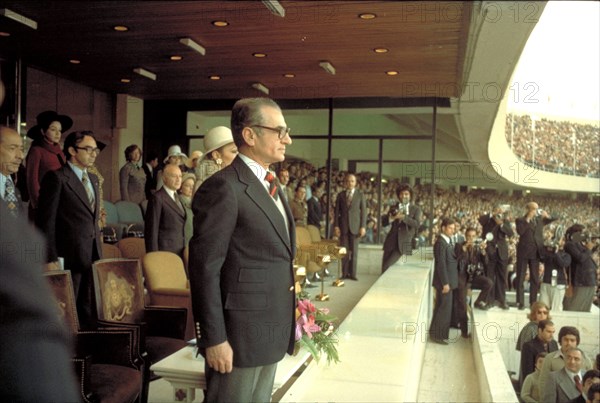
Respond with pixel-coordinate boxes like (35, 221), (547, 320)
(340, 230), (360, 278)
(205, 361), (277, 403)
(430, 288), (453, 340)
(516, 255), (540, 306)
(451, 273), (469, 336)
(486, 252), (509, 305)
(471, 274), (493, 305)
(381, 248), (402, 273)
(70, 243), (100, 329)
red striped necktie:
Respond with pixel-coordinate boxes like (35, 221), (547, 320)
(265, 172), (279, 200)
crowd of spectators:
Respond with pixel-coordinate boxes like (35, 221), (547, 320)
(505, 113), (600, 178)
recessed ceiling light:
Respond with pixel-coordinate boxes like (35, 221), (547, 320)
(283, 73), (295, 78)
(386, 71), (398, 76)
(69, 59), (81, 64)
(212, 20), (229, 27)
(209, 75), (221, 80)
(113, 25), (129, 32)
(374, 47), (389, 53)
(170, 55), (183, 61)
(120, 78), (131, 83)
(252, 52), (267, 58)
(0, 31), (10, 37)
(359, 13), (377, 19)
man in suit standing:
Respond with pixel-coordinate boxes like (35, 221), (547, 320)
(544, 347), (587, 403)
(0, 126), (25, 218)
(144, 163), (186, 258)
(36, 130), (103, 328)
(307, 183), (323, 229)
(479, 204), (514, 309)
(381, 183), (422, 272)
(564, 224), (598, 312)
(515, 201), (556, 309)
(519, 319), (558, 387)
(189, 98), (296, 402)
(142, 152), (159, 200)
(429, 217), (458, 345)
(277, 168), (294, 202)
(333, 173), (366, 280)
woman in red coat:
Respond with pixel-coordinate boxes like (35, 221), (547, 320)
(25, 111), (73, 218)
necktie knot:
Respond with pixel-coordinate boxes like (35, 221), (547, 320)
(265, 172), (278, 200)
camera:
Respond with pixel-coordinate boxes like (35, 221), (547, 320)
(495, 204), (511, 220)
(572, 231), (600, 244)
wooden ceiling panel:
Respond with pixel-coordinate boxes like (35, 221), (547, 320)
(0, 1), (472, 100)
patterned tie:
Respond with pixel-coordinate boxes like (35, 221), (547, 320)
(81, 171), (95, 211)
(4, 177), (19, 217)
(574, 374), (583, 393)
(346, 190), (353, 207)
(265, 172), (278, 200)
(174, 193), (185, 214)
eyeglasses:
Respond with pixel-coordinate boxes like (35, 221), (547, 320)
(251, 125), (291, 139)
(75, 146), (102, 155)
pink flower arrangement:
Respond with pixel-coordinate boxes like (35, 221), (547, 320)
(294, 298), (339, 364)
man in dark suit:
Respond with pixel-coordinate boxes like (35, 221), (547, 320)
(307, 183), (322, 228)
(36, 130), (103, 329)
(429, 217), (458, 345)
(0, 126), (25, 218)
(515, 201), (556, 309)
(189, 98), (296, 402)
(381, 183), (422, 272)
(333, 173), (366, 280)
(564, 224), (598, 312)
(143, 152), (159, 200)
(543, 347), (587, 403)
(144, 163), (186, 258)
(0, 204), (80, 401)
(519, 319), (558, 387)
(479, 204), (514, 309)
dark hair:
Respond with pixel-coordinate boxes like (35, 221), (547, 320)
(230, 97), (281, 148)
(124, 144), (141, 162)
(535, 352), (547, 362)
(396, 183), (412, 198)
(440, 217), (455, 228)
(588, 383), (600, 401)
(566, 224), (585, 241)
(558, 326), (580, 345)
(63, 130), (96, 160)
(582, 369), (600, 383)
(537, 319), (553, 331)
(145, 151), (158, 163)
(465, 227), (477, 235)
(295, 183), (306, 193)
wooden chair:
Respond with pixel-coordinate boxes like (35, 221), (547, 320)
(142, 251), (195, 340)
(92, 258), (187, 403)
(116, 237), (146, 260)
(44, 270), (143, 403)
(102, 242), (123, 259)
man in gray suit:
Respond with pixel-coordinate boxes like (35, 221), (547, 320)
(189, 98), (296, 402)
(333, 173), (366, 280)
(544, 347), (586, 403)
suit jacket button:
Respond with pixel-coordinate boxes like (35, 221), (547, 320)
(289, 286), (294, 292)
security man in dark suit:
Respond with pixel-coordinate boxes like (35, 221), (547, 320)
(479, 204), (514, 309)
(515, 201), (556, 310)
(333, 173), (367, 280)
(189, 98), (296, 402)
(36, 130), (103, 329)
(381, 183), (422, 272)
(430, 217), (458, 345)
(144, 163), (186, 258)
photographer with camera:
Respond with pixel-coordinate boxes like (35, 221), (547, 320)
(455, 227), (494, 314)
(564, 224), (599, 312)
(539, 238), (571, 312)
(516, 202), (557, 310)
(381, 183), (422, 273)
(479, 204), (515, 309)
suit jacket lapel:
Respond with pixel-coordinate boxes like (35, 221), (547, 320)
(234, 158), (292, 253)
(64, 166), (94, 215)
(160, 188), (186, 218)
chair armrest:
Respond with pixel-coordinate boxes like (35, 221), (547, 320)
(151, 287), (191, 297)
(97, 320), (146, 363)
(144, 306), (187, 339)
(77, 328), (143, 369)
(72, 355), (99, 403)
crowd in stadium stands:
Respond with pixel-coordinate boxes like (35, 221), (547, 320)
(506, 113), (600, 178)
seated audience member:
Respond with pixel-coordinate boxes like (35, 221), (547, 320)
(519, 319), (558, 388)
(119, 144), (146, 204)
(290, 183), (308, 227)
(543, 347), (588, 403)
(539, 239), (571, 311)
(516, 301), (551, 351)
(145, 164), (186, 258)
(520, 352), (546, 403)
(539, 326), (594, 393)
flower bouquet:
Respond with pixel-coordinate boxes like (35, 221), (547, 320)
(295, 298), (340, 364)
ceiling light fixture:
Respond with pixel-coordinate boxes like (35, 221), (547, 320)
(179, 37), (206, 56)
(209, 75), (221, 80)
(252, 52), (267, 58)
(120, 78), (131, 83)
(252, 82), (269, 95)
(319, 61), (336, 75)
(359, 13), (377, 20)
(386, 70), (398, 76)
(212, 20), (229, 27)
(0, 8), (38, 29)
(0, 31), (10, 37)
(261, 0), (285, 17)
(374, 47), (389, 53)
(170, 55), (183, 61)
(69, 59), (81, 64)
(283, 73), (295, 78)
(113, 25), (129, 32)
(133, 67), (157, 81)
